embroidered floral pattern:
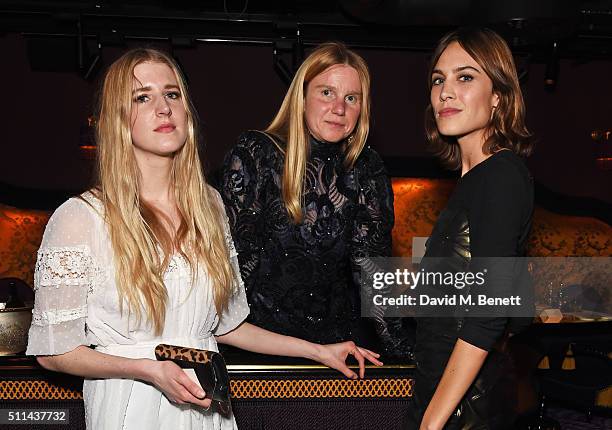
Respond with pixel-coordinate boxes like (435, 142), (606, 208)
(35, 246), (93, 289)
(221, 131), (394, 345)
(32, 305), (87, 326)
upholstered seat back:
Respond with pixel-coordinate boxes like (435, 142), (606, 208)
(0, 203), (50, 288)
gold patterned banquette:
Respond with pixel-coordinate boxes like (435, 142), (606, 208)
(391, 178), (611, 308)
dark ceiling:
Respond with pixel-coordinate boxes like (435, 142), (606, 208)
(2, 1), (612, 61)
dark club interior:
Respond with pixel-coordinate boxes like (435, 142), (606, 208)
(1, 1), (611, 429)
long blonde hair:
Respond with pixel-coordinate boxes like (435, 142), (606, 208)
(96, 48), (234, 335)
(266, 42), (371, 223)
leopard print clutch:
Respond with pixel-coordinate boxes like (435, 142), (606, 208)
(155, 344), (231, 416)
(155, 344), (216, 364)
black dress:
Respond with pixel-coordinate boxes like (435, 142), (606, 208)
(220, 130), (394, 345)
(412, 150), (534, 429)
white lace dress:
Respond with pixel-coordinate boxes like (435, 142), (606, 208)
(26, 191), (250, 430)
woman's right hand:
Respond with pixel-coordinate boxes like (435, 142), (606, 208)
(145, 359), (212, 408)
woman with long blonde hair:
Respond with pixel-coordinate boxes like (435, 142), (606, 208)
(221, 42), (397, 351)
(26, 48), (381, 430)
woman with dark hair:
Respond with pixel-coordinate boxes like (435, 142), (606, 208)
(220, 42), (397, 350)
(413, 28), (535, 429)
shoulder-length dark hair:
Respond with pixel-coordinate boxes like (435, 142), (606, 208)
(425, 27), (533, 170)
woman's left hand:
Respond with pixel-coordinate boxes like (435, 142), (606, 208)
(315, 341), (383, 379)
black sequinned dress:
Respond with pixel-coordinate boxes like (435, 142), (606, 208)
(220, 130), (394, 345)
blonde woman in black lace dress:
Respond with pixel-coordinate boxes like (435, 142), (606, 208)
(221, 42), (398, 350)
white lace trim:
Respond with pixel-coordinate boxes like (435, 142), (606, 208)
(79, 191), (104, 214)
(229, 254), (244, 296)
(166, 254), (188, 275)
(223, 215), (238, 258)
(35, 246), (93, 288)
(32, 305), (87, 326)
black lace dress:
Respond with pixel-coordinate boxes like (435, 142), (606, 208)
(220, 130), (394, 345)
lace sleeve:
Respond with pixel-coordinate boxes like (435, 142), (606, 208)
(350, 148), (408, 355)
(219, 131), (268, 300)
(350, 148), (394, 279)
(210, 189), (250, 336)
(26, 197), (98, 356)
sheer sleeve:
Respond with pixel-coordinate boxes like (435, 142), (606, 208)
(350, 148), (394, 285)
(26, 197), (99, 356)
(458, 159), (532, 351)
(211, 189), (250, 336)
(219, 131), (268, 300)
(350, 149), (403, 351)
